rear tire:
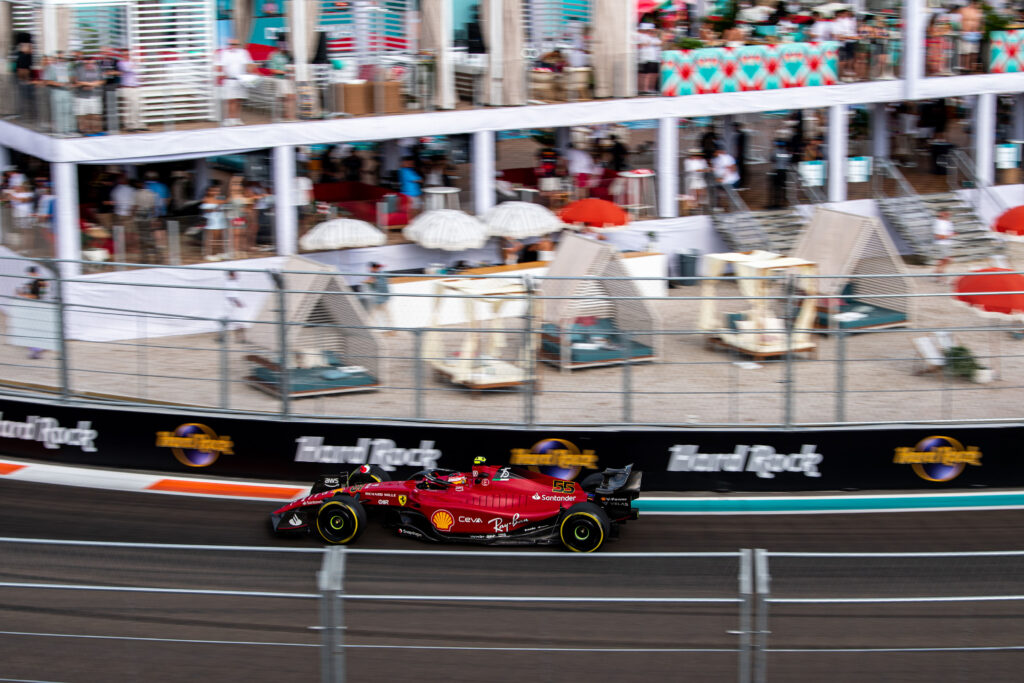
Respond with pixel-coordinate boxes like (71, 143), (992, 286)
(315, 495), (367, 545)
(559, 502), (611, 553)
(348, 465), (391, 486)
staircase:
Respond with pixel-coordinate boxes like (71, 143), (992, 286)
(711, 183), (807, 254)
(874, 159), (1002, 264)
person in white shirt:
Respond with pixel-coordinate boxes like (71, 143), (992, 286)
(217, 38), (253, 126)
(636, 23), (662, 95)
(5, 184), (35, 240)
(110, 174), (136, 236)
(832, 9), (858, 80)
(711, 148), (740, 210)
(933, 209), (955, 277)
(683, 147), (709, 209)
(565, 144), (597, 198)
(809, 12), (833, 42)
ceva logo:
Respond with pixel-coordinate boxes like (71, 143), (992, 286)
(893, 436), (981, 482)
(155, 423), (234, 467)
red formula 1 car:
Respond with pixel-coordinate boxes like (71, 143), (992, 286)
(271, 461), (641, 552)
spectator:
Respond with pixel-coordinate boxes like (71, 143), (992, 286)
(33, 179), (55, 249)
(767, 139), (791, 210)
(608, 135), (629, 172)
(636, 23), (662, 95)
(73, 55), (105, 135)
(833, 9), (858, 81)
(5, 182), (35, 248)
(500, 237), (523, 265)
(264, 41), (296, 121)
(398, 156), (423, 211)
(217, 38), (253, 126)
(362, 262), (393, 334)
(731, 121), (748, 189)
(200, 184), (227, 260)
(342, 148), (364, 182)
(132, 179), (160, 263)
(14, 43), (35, 120)
(933, 209), (955, 278)
(43, 52), (75, 136)
(808, 12), (832, 43)
(958, 1), (983, 74)
(110, 175), (136, 253)
(221, 270), (249, 344)
(712, 147), (740, 196)
(19, 266), (48, 359)
(536, 143), (562, 178)
(98, 46), (120, 131)
(683, 147), (709, 210)
(294, 171), (313, 233)
(117, 51), (146, 131)
(565, 143), (597, 198)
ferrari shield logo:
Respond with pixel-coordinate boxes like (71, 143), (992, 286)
(398, 495), (407, 506)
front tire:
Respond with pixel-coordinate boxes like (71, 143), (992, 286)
(315, 495), (367, 545)
(348, 464), (391, 486)
(559, 502), (611, 553)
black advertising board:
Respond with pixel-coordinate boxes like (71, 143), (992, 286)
(0, 397), (1020, 492)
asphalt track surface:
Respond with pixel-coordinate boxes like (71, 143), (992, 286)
(3, 479), (1024, 682)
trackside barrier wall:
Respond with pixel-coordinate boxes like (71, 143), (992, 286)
(4, 539), (1023, 683)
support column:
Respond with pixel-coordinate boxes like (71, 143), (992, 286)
(975, 92), (996, 187)
(472, 129), (496, 216)
(422, 0), (456, 109)
(657, 117), (679, 218)
(827, 104), (848, 203)
(193, 158), (209, 200)
(1012, 94), (1024, 141)
(902, 0), (925, 99)
(554, 127), (571, 154)
(273, 145), (297, 256)
(291, 0), (309, 82)
(52, 162), (80, 278)
(871, 102), (890, 159)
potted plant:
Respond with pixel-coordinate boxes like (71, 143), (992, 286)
(942, 345), (990, 382)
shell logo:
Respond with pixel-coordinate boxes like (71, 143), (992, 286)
(430, 509), (455, 532)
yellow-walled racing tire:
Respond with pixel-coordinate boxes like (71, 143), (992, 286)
(315, 495), (367, 545)
(559, 502), (611, 553)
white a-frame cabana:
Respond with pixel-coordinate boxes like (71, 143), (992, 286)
(793, 207), (913, 331)
(539, 233), (660, 371)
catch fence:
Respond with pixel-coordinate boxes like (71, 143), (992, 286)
(0, 256), (1022, 428)
(3, 538), (1024, 682)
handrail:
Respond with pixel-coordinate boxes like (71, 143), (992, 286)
(720, 183), (772, 252)
(792, 162), (826, 205)
(945, 148), (1010, 216)
(873, 158), (935, 253)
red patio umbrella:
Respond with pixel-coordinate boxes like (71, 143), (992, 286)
(993, 206), (1024, 242)
(953, 267), (1024, 319)
(953, 267), (1024, 379)
(559, 198), (630, 228)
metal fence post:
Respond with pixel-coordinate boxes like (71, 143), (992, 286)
(753, 548), (770, 683)
(524, 277), (536, 428)
(783, 278), (794, 428)
(166, 220), (181, 266)
(47, 261), (70, 400)
(271, 271), (291, 418)
(318, 546), (347, 683)
(622, 355), (633, 424)
(738, 548), (753, 683)
(219, 318), (230, 410)
(413, 328), (424, 420)
(835, 328), (847, 423)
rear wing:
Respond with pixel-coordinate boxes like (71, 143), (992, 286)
(592, 464), (641, 522)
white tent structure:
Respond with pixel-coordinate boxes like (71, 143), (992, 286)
(792, 207), (913, 331)
(422, 277), (536, 392)
(246, 256), (383, 398)
(699, 251), (819, 360)
(539, 233), (659, 371)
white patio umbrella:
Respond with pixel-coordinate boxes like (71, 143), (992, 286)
(299, 218), (387, 251)
(403, 210), (489, 251)
(483, 201), (564, 239)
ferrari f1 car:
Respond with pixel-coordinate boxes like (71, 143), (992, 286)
(271, 461), (641, 552)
